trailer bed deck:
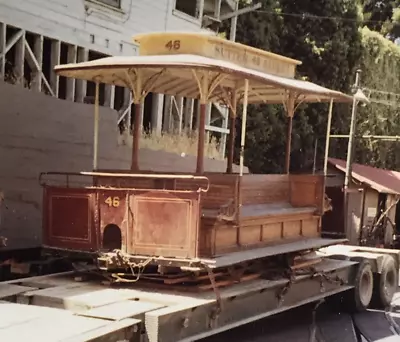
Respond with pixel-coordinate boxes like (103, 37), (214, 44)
(0, 257), (358, 342)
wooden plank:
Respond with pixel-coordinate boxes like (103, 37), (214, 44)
(0, 302), (71, 329)
(31, 34), (43, 92)
(206, 238), (348, 268)
(0, 307), (126, 341)
(104, 84), (115, 108)
(0, 284), (37, 300)
(22, 284), (147, 312)
(75, 47), (88, 103)
(50, 39), (60, 97)
(66, 44), (77, 101)
(60, 318), (140, 342)
(0, 23), (5, 79)
(78, 300), (164, 321)
(184, 98), (194, 132)
(14, 30), (25, 85)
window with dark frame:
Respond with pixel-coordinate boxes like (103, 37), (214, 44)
(175, 0), (199, 18)
(96, 0), (121, 8)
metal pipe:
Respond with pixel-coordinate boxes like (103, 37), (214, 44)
(239, 79), (249, 176)
(93, 82), (100, 170)
(323, 98), (334, 175)
(330, 134), (400, 141)
(226, 91), (237, 174)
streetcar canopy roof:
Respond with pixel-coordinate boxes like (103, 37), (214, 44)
(54, 54), (353, 105)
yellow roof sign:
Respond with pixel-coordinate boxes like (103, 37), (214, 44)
(133, 32), (301, 79)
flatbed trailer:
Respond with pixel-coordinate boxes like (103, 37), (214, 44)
(0, 244), (399, 342)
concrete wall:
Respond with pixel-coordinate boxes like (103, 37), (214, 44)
(0, 0), (206, 57)
(0, 81), (243, 250)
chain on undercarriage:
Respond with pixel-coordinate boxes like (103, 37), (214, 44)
(276, 266), (346, 306)
(98, 249), (153, 283)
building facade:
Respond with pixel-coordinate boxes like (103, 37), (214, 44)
(0, 0), (235, 155)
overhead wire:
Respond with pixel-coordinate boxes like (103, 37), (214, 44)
(254, 9), (395, 25)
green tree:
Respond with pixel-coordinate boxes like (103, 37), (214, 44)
(227, 0), (362, 173)
(359, 0), (400, 40)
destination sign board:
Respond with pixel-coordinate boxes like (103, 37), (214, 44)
(133, 33), (301, 79)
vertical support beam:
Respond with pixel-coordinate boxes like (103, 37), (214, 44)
(31, 34), (43, 92)
(0, 23), (6, 80)
(151, 93), (164, 135)
(50, 40), (60, 98)
(205, 104), (212, 142)
(323, 99), (334, 176)
(75, 47), (88, 102)
(214, 0), (222, 19)
(184, 98), (194, 133)
(104, 85), (115, 109)
(344, 70), (362, 240)
(220, 113), (228, 159)
(123, 87), (132, 130)
(284, 116), (293, 174)
(227, 92), (237, 173)
(93, 82), (100, 170)
(163, 95), (172, 132)
(198, 0), (205, 20)
(176, 96), (184, 134)
(239, 79), (249, 176)
(195, 101), (201, 130)
(197, 103), (207, 174)
(230, 0), (239, 41)
(66, 44), (77, 101)
(284, 93), (296, 174)
(14, 31), (25, 85)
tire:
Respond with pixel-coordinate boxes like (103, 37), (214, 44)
(372, 255), (398, 309)
(326, 259), (374, 313)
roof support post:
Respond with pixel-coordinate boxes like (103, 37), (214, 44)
(226, 91), (237, 174)
(131, 101), (143, 171)
(239, 79), (249, 176)
(196, 74), (209, 174)
(93, 82), (100, 170)
(197, 102), (207, 174)
(284, 93), (295, 174)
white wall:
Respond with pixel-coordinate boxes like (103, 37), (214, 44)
(0, 0), (206, 57)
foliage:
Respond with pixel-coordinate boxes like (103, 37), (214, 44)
(358, 0), (400, 40)
(227, 0), (362, 173)
(354, 26), (400, 169)
(118, 130), (222, 160)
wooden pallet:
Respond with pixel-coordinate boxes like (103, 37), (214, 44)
(108, 267), (262, 292)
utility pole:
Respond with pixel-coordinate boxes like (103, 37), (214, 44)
(343, 69), (370, 242)
(344, 69), (362, 194)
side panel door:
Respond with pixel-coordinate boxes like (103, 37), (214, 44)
(127, 191), (200, 259)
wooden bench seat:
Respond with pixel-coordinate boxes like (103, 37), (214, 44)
(240, 202), (316, 219)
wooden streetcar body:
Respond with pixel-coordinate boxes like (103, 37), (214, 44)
(41, 171), (325, 260)
(42, 32), (352, 269)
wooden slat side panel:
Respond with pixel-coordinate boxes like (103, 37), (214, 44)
(289, 174), (324, 212)
(240, 174), (290, 206)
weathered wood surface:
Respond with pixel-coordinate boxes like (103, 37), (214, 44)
(0, 301), (140, 341)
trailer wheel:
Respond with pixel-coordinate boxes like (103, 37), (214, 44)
(372, 255), (398, 309)
(345, 259), (374, 312)
(326, 259), (373, 313)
